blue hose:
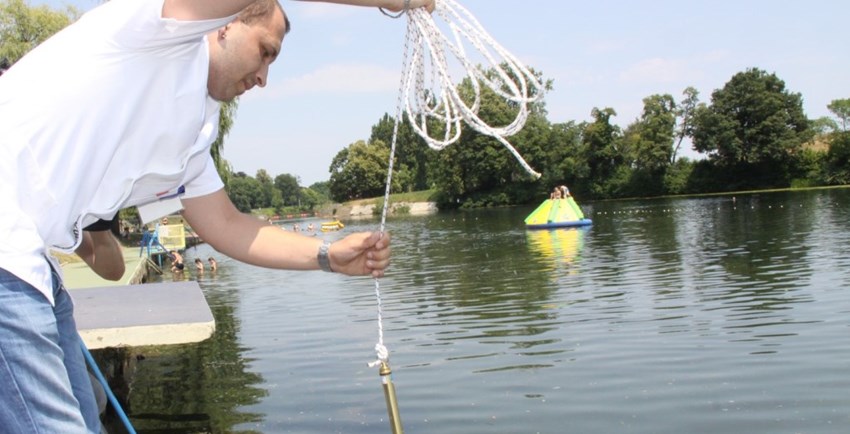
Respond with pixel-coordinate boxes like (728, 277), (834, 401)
(79, 338), (137, 434)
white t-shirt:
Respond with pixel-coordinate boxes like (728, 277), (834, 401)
(0, 0), (236, 304)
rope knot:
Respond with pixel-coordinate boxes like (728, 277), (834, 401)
(368, 343), (390, 368)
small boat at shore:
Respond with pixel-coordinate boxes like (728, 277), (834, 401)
(320, 220), (345, 232)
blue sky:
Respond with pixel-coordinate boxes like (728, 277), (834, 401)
(36, 0), (850, 185)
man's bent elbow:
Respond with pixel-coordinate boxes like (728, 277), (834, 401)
(99, 264), (126, 281)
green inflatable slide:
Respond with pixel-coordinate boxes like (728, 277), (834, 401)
(525, 197), (592, 229)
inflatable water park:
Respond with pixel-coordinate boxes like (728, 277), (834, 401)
(525, 196), (592, 229)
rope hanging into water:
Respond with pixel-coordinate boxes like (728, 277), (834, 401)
(368, 1), (545, 432)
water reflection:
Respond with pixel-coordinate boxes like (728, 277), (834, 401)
(525, 226), (587, 273)
(670, 195), (820, 348)
(379, 213), (569, 375)
(117, 189), (850, 433)
(119, 250), (267, 433)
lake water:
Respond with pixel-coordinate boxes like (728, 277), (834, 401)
(122, 188), (850, 434)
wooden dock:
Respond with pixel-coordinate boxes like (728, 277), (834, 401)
(72, 281), (215, 350)
(61, 246), (151, 288)
(61, 246), (216, 349)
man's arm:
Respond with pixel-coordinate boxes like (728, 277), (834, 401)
(181, 189), (391, 277)
(75, 231), (126, 281)
(162, 0), (258, 21)
(162, 0), (434, 21)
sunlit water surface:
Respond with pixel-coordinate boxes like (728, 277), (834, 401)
(125, 189), (850, 433)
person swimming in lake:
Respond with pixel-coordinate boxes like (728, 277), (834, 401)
(169, 250), (185, 273)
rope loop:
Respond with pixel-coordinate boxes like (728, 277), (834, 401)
(402, 0), (544, 178)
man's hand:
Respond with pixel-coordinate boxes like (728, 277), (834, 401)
(387, 0), (435, 13)
(329, 231), (391, 277)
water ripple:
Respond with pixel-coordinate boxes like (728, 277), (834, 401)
(145, 190), (850, 434)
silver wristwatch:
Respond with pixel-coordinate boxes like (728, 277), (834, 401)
(318, 240), (333, 272)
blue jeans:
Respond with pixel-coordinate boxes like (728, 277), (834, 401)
(0, 266), (101, 433)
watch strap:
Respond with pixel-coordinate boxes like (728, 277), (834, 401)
(318, 240), (333, 272)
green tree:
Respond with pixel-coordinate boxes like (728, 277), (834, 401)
(633, 94), (677, 170)
(582, 107), (623, 197)
(369, 113), (437, 192)
(429, 86), (521, 203)
(810, 116), (838, 136)
(616, 94), (677, 196)
(308, 181), (331, 200)
(537, 120), (585, 198)
(428, 68), (552, 207)
(274, 173), (301, 206)
(328, 140), (394, 202)
(298, 187), (322, 210)
(505, 111), (557, 203)
(663, 158), (695, 195)
(226, 173), (263, 212)
(692, 68), (811, 187)
(827, 98), (850, 132)
(254, 169), (275, 208)
(0, 0), (76, 65)
(825, 132), (850, 184)
(211, 100), (239, 187)
(672, 86), (699, 163)
(430, 115), (542, 207)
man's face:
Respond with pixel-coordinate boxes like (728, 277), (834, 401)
(207, 8), (286, 102)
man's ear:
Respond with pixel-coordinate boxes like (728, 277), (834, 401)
(218, 23), (231, 40)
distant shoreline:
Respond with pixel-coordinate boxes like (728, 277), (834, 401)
(318, 201), (438, 220)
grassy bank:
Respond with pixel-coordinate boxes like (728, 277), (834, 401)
(344, 189), (440, 206)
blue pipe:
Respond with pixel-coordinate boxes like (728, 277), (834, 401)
(79, 338), (137, 434)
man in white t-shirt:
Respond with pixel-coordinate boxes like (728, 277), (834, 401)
(0, 0), (433, 430)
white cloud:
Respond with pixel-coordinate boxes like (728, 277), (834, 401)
(244, 63), (400, 102)
(618, 50), (730, 85)
(619, 57), (691, 84)
(288, 2), (356, 20)
(283, 63), (399, 93)
(586, 39), (627, 55)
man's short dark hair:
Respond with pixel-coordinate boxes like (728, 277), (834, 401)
(239, 0), (290, 34)
(0, 58), (9, 76)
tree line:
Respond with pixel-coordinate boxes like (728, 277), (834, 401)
(326, 67), (849, 209)
(225, 170), (330, 214)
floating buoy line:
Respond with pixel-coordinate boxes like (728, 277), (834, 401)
(370, 1), (544, 432)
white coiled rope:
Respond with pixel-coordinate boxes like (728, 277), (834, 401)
(403, 0), (543, 178)
(369, 0), (543, 369)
